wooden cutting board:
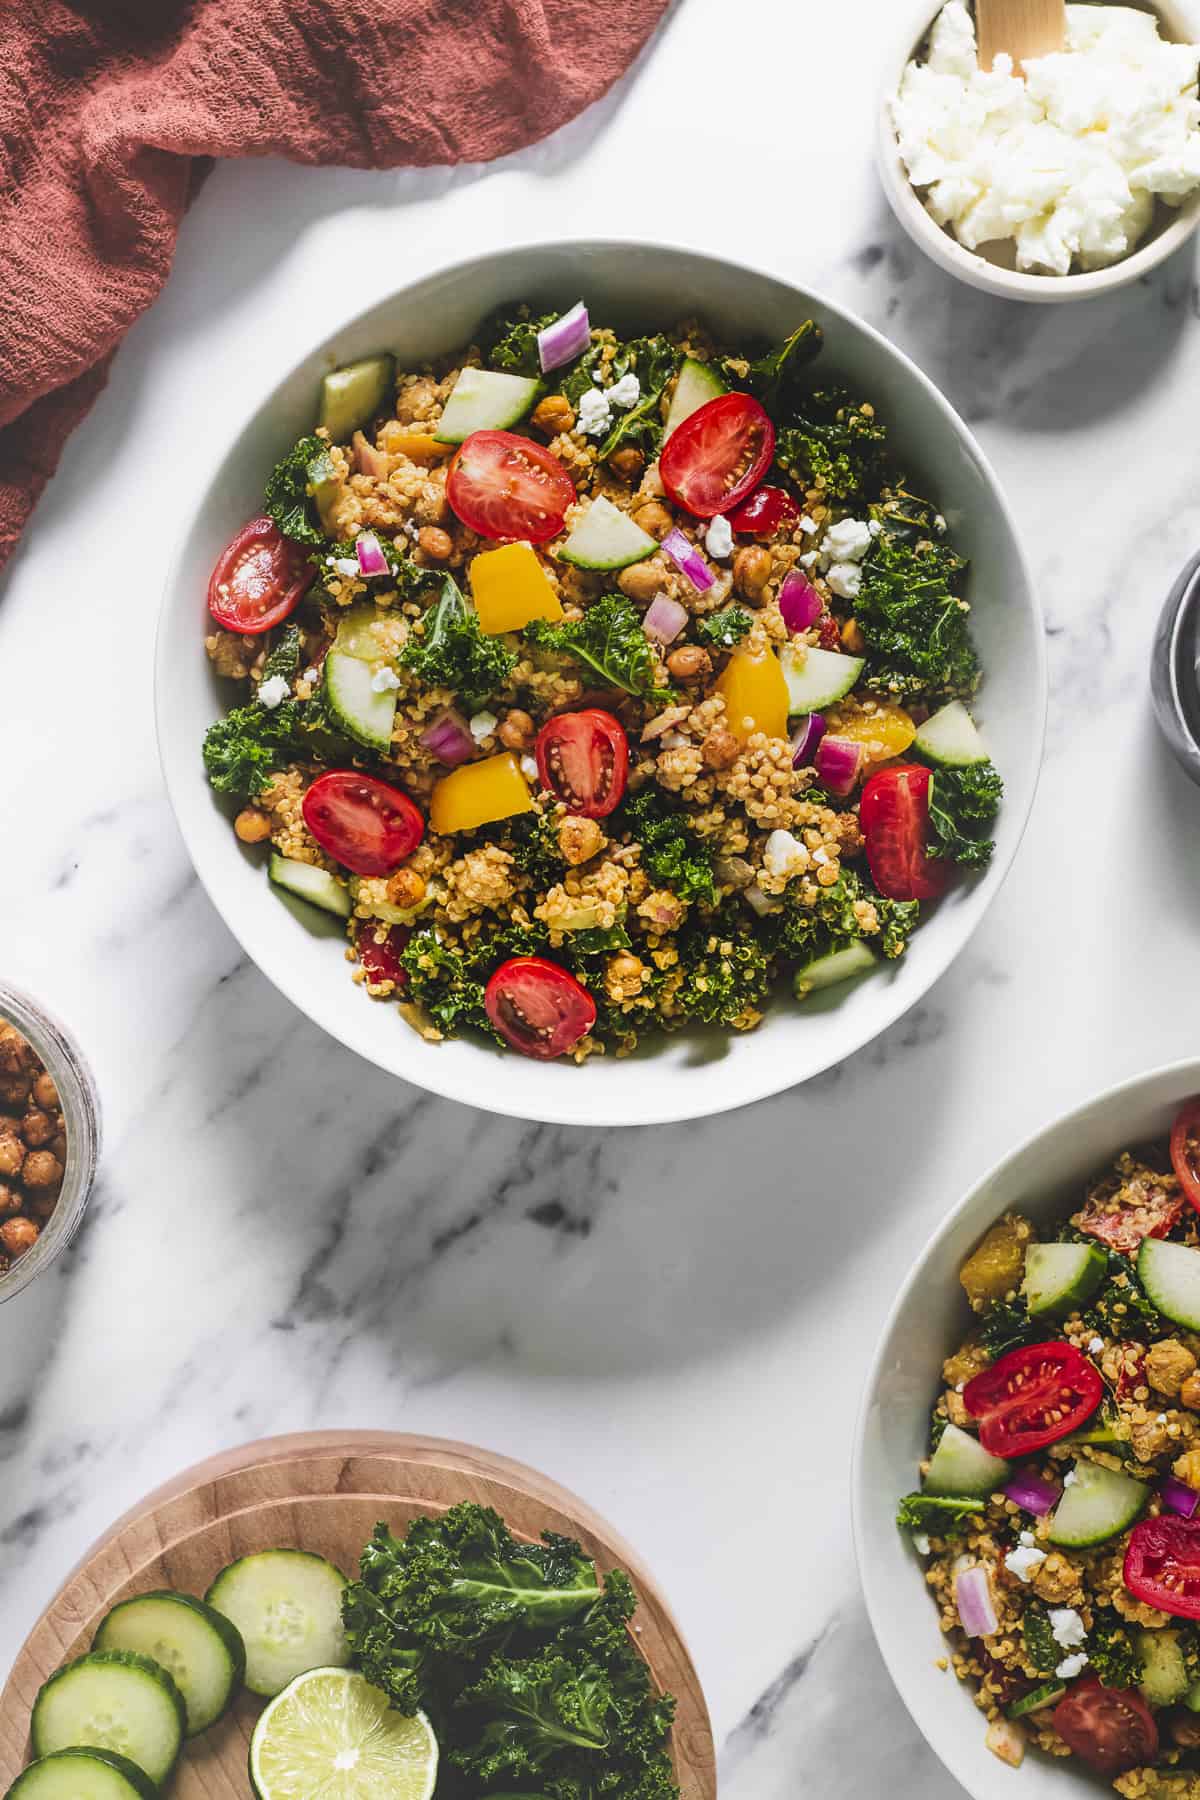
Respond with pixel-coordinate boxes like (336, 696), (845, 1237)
(0, 1431), (716, 1797)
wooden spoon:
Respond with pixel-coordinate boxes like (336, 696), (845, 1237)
(976, 0), (1066, 71)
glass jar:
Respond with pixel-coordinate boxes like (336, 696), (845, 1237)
(0, 983), (102, 1303)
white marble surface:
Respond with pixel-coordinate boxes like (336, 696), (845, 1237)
(5, 0), (1200, 1792)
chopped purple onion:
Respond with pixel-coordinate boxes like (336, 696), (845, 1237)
(778, 569), (823, 634)
(1002, 1471), (1061, 1516)
(661, 528), (715, 593)
(643, 595), (689, 645)
(537, 302), (590, 374)
(814, 734), (864, 797)
(419, 707), (475, 768)
(1163, 1475), (1200, 1518)
(355, 531), (389, 578)
(955, 1564), (997, 1639)
(791, 712), (827, 770)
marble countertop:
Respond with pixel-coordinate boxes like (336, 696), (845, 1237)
(6, 0), (1200, 1791)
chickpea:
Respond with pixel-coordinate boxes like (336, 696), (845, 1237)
(234, 807), (272, 845)
(617, 558), (667, 603)
(733, 544), (772, 602)
(666, 645), (712, 682)
(1181, 1373), (1200, 1412)
(51, 1131), (68, 1163)
(0, 1131), (25, 1179)
(606, 952), (646, 998)
(0, 1074), (31, 1108)
(29, 1192), (58, 1223)
(22, 1151), (62, 1191)
(841, 618), (866, 655)
(32, 1071), (58, 1110)
(701, 728), (739, 771)
(20, 1110), (53, 1148)
(416, 526), (453, 563)
(531, 394), (575, 437)
(608, 446), (644, 482)
(1174, 1716), (1200, 1750)
(0, 1217), (38, 1259)
(0, 1185), (20, 1214)
(386, 867), (426, 910)
(0, 1027), (31, 1074)
(414, 470), (451, 526)
(631, 501), (673, 542)
(557, 815), (605, 866)
(498, 708), (535, 751)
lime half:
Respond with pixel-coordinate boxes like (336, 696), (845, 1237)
(249, 1667), (438, 1800)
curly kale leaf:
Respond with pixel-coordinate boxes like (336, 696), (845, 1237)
(400, 574), (517, 711)
(527, 594), (672, 706)
(620, 790), (717, 907)
(1078, 1254), (1163, 1338)
(264, 434), (331, 546)
(1089, 1614), (1144, 1688)
(261, 624), (302, 683)
(397, 931), (492, 1039)
(774, 387), (888, 507)
(766, 868), (918, 966)
(560, 341), (608, 407)
(596, 337), (681, 463)
(499, 810), (566, 888)
(201, 694), (359, 799)
(924, 764), (1004, 870)
(672, 907), (772, 1028)
(977, 1297), (1039, 1359)
(738, 320), (824, 415)
(854, 492), (978, 701)
(896, 1493), (985, 1534)
(481, 304), (557, 377)
(1023, 1606), (1062, 1676)
(694, 605), (751, 650)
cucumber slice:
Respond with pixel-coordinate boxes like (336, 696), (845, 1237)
(435, 368), (540, 444)
(924, 1423), (1011, 1498)
(559, 496), (656, 571)
(1021, 1242), (1107, 1320)
(348, 877), (431, 927)
(94, 1591), (246, 1738)
(793, 940), (878, 998)
(31, 1650), (185, 1785)
(1047, 1459), (1150, 1548)
(307, 447), (342, 536)
(663, 357), (726, 440)
(1138, 1629), (1190, 1707)
(914, 700), (990, 768)
(1139, 1238), (1200, 1330)
(780, 643), (865, 715)
(1007, 1681), (1066, 1721)
(270, 856), (352, 920)
(323, 650), (396, 752)
(332, 602), (391, 662)
(5, 1749), (159, 1800)
(205, 1549), (350, 1698)
(318, 355), (395, 442)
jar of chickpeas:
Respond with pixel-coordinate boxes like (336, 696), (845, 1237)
(0, 985), (101, 1302)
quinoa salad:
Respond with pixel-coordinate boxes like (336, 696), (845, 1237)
(200, 298), (1004, 1063)
(898, 1099), (1200, 1794)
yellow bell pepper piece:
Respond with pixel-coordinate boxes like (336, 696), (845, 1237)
(469, 543), (563, 636)
(430, 752), (535, 836)
(715, 643), (790, 742)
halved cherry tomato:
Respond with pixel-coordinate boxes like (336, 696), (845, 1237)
(302, 772), (424, 877)
(535, 709), (628, 819)
(1171, 1098), (1200, 1215)
(356, 924), (411, 990)
(1053, 1677), (1157, 1777)
(208, 516), (313, 634)
(1126, 1516), (1200, 1620)
(484, 958), (596, 1060)
(817, 612), (843, 652)
(659, 393), (775, 520)
(446, 430), (575, 543)
(859, 764), (950, 902)
(963, 1341), (1102, 1456)
(1075, 1172), (1183, 1257)
(726, 484), (799, 536)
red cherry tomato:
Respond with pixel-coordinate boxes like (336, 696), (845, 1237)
(356, 924), (411, 990)
(1125, 1517), (1200, 1620)
(726, 484), (800, 536)
(484, 958), (596, 1061)
(963, 1341), (1103, 1457)
(1171, 1098), (1200, 1214)
(859, 764), (950, 902)
(817, 612), (842, 652)
(208, 516), (313, 634)
(1053, 1677), (1157, 1777)
(446, 430), (575, 543)
(1076, 1169), (1183, 1257)
(535, 709), (628, 819)
(659, 393), (775, 520)
(301, 772), (424, 877)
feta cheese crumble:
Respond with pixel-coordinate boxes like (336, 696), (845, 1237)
(1049, 1606), (1087, 1649)
(1087, 1336), (1105, 1355)
(371, 666), (401, 693)
(469, 710), (498, 742)
(1063, 1470), (1078, 1487)
(823, 516), (873, 562)
(913, 1532), (932, 1555)
(607, 372), (641, 410)
(705, 514), (734, 560)
(257, 674), (290, 710)
(520, 755), (539, 782)
(825, 561), (863, 601)
(1004, 1542), (1047, 1583)
(332, 556), (360, 578)
(1055, 1652), (1089, 1680)
(762, 829), (808, 880)
(577, 387), (612, 437)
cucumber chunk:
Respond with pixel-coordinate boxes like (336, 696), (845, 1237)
(559, 496), (656, 571)
(94, 1591), (246, 1738)
(1047, 1459), (1150, 1548)
(435, 368), (540, 444)
(332, 601), (393, 662)
(31, 1650), (185, 1785)
(1138, 1629), (1190, 1707)
(780, 643), (864, 715)
(206, 1549), (349, 1698)
(323, 650), (397, 752)
(1021, 1242), (1107, 1319)
(307, 447), (342, 536)
(793, 940), (878, 998)
(5, 1749), (159, 1800)
(924, 1423), (1011, 1498)
(1007, 1681), (1066, 1720)
(1183, 1677), (1200, 1713)
(914, 700), (990, 768)
(318, 355), (395, 442)
(1139, 1238), (1200, 1330)
(663, 357), (726, 440)
(270, 856), (352, 920)
(1063, 1407), (1131, 1452)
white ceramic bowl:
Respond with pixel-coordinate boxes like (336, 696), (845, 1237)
(878, 0), (1200, 303)
(853, 1059), (1200, 1800)
(156, 240), (1045, 1128)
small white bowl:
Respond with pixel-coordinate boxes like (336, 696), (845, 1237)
(878, 0), (1200, 302)
(853, 1059), (1200, 1800)
(156, 240), (1045, 1128)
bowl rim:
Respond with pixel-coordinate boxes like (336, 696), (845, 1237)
(877, 0), (1200, 303)
(850, 1053), (1200, 1794)
(155, 236), (1047, 1126)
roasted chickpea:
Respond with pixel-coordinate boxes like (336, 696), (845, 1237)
(416, 526), (453, 563)
(617, 558), (667, 603)
(0, 1027), (31, 1074)
(557, 816), (605, 866)
(666, 645), (712, 681)
(51, 1131), (68, 1163)
(386, 868), (426, 910)
(0, 1217), (38, 1258)
(0, 1074), (31, 1108)
(631, 501), (673, 542)
(32, 1071), (58, 1110)
(1174, 1716), (1200, 1750)
(733, 544), (772, 601)
(20, 1110), (53, 1148)
(0, 1130), (25, 1179)
(607, 446), (644, 482)
(234, 807), (272, 845)
(28, 1191), (58, 1223)
(701, 728), (739, 771)
(841, 618), (866, 655)
(0, 1184), (20, 1214)
(498, 708), (535, 751)
(22, 1151), (62, 1191)
(531, 394), (575, 437)
(1181, 1373), (1200, 1412)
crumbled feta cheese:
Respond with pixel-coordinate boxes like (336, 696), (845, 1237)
(402, 518), (420, 542)
(607, 372), (641, 410)
(811, 846), (831, 867)
(823, 517), (873, 563)
(826, 561), (863, 601)
(1056, 1652), (1089, 1680)
(1004, 1543), (1047, 1583)
(332, 556), (360, 578)
(1159, 1413), (1169, 1424)
(1087, 1336), (1105, 1355)
(934, 515), (947, 533)
(1019, 1530), (1035, 1546)
(868, 518), (882, 536)
(520, 755), (539, 781)
(371, 666), (401, 693)
(257, 674), (290, 709)
(1063, 1470), (1078, 1487)
(955, 1381), (966, 1393)
(468, 710), (498, 742)
(576, 386), (612, 437)
(798, 514), (818, 534)
(302, 667), (319, 686)
(762, 829), (808, 880)
(798, 550), (819, 568)
(913, 1533), (932, 1555)
(705, 514), (734, 561)
(1049, 1607), (1087, 1649)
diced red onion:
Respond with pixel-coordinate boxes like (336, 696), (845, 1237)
(1003, 1471), (1061, 1516)
(1163, 1475), (1200, 1518)
(419, 707), (475, 767)
(955, 1564), (998, 1639)
(791, 712), (827, 769)
(661, 528), (715, 593)
(355, 531), (389, 577)
(537, 301), (590, 373)
(778, 569), (823, 634)
(643, 596), (689, 645)
(814, 734), (864, 797)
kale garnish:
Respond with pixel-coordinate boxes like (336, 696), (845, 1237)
(1089, 1614), (1144, 1688)
(854, 491), (979, 701)
(896, 1493), (985, 1534)
(737, 320), (824, 414)
(527, 594), (673, 706)
(480, 304), (557, 377)
(400, 574), (517, 711)
(977, 1297), (1039, 1359)
(694, 605), (752, 650)
(201, 693), (360, 799)
(596, 336), (681, 462)
(620, 789), (718, 907)
(924, 763), (1004, 870)
(671, 906), (772, 1027)
(321, 536), (437, 604)
(774, 386), (888, 507)
(397, 931), (492, 1038)
(1023, 1606), (1062, 1676)
(765, 868), (919, 966)
(264, 434), (331, 546)
(261, 624), (302, 683)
